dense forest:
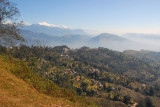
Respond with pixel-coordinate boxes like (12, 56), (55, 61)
(1, 45), (160, 107)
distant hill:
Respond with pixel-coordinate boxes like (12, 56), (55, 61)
(89, 33), (127, 43)
(20, 30), (91, 48)
(89, 33), (127, 46)
(20, 30), (57, 46)
(88, 33), (134, 51)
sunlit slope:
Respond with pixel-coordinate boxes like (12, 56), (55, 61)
(0, 68), (67, 107)
(0, 58), (71, 107)
(0, 55), (96, 107)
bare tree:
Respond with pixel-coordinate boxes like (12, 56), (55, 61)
(0, 0), (24, 46)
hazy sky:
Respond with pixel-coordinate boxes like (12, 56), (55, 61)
(11, 0), (160, 34)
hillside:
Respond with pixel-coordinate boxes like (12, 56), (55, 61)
(2, 45), (159, 107)
(68, 47), (157, 82)
(123, 50), (160, 87)
(0, 62), (67, 107)
(123, 50), (160, 67)
(0, 55), (97, 107)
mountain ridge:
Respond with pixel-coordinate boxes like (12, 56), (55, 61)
(22, 24), (89, 37)
(20, 26), (131, 50)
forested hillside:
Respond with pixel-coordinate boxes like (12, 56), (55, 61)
(1, 45), (159, 107)
(0, 54), (97, 107)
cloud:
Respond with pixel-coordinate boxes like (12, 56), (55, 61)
(38, 22), (69, 29)
(3, 20), (31, 26)
(23, 21), (31, 26)
(3, 20), (12, 24)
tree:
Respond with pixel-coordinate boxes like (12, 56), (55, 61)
(137, 97), (155, 107)
(123, 95), (131, 104)
(81, 82), (88, 92)
(145, 97), (155, 107)
(0, 0), (24, 46)
(76, 88), (82, 95)
(149, 87), (154, 96)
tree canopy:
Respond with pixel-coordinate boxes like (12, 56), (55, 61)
(0, 0), (24, 46)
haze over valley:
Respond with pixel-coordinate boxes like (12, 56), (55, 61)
(20, 23), (160, 52)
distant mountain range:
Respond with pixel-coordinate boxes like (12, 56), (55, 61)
(22, 24), (88, 37)
(20, 24), (160, 51)
(20, 29), (91, 48)
(20, 24), (128, 49)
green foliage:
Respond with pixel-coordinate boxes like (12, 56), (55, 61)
(0, 0), (24, 46)
(0, 45), (6, 53)
(0, 55), (96, 106)
(2, 45), (160, 106)
(69, 47), (157, 82)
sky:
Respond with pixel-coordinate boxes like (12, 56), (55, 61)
(11, 0), (160, 35)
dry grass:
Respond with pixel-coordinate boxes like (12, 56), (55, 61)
(0, 56), (97, 107)
(0, 62), (70, 107)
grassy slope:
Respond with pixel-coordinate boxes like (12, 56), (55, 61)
(0, 55), (97, 107)
(0, 66), (69, 107)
